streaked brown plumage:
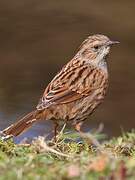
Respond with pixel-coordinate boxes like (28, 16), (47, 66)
(2, 34), (119, 139)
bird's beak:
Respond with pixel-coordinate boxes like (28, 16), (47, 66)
(106, 40), (120, 46)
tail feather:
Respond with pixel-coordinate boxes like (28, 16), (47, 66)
(2, 110), (43, 137)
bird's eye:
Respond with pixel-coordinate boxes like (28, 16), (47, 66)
(93, 45), (99, 51)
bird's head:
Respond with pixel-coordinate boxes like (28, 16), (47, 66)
(78, 34), (119, 66)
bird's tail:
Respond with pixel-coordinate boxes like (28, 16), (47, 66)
(2, 110), (43, 137)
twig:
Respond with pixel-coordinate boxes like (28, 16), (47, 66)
(32, 136), (71, 158)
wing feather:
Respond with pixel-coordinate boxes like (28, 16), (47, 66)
(36, 61), (105, 110)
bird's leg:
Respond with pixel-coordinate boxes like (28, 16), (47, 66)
(74, 122), (83, 133)
(75, 122), (102, 151)
(53, 121), (59, 142)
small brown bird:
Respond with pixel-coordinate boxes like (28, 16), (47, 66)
(2, 34), (119, 139)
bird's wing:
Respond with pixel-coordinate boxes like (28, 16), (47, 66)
(36, 62), (105, 110)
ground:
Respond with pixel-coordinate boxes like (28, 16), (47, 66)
(0, 127), (135, 180)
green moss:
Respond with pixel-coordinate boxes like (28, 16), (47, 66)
(0, 130), (135, 179)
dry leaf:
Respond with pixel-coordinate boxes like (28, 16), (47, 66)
(88, 154), (108, 172)
(67, 165), (80, 178)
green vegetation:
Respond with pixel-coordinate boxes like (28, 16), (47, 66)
(0, 128), (135, 180)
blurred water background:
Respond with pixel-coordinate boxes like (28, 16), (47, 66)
(0, 0), (134, 141)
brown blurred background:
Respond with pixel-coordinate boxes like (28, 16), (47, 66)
(0, 0), (134, 141)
